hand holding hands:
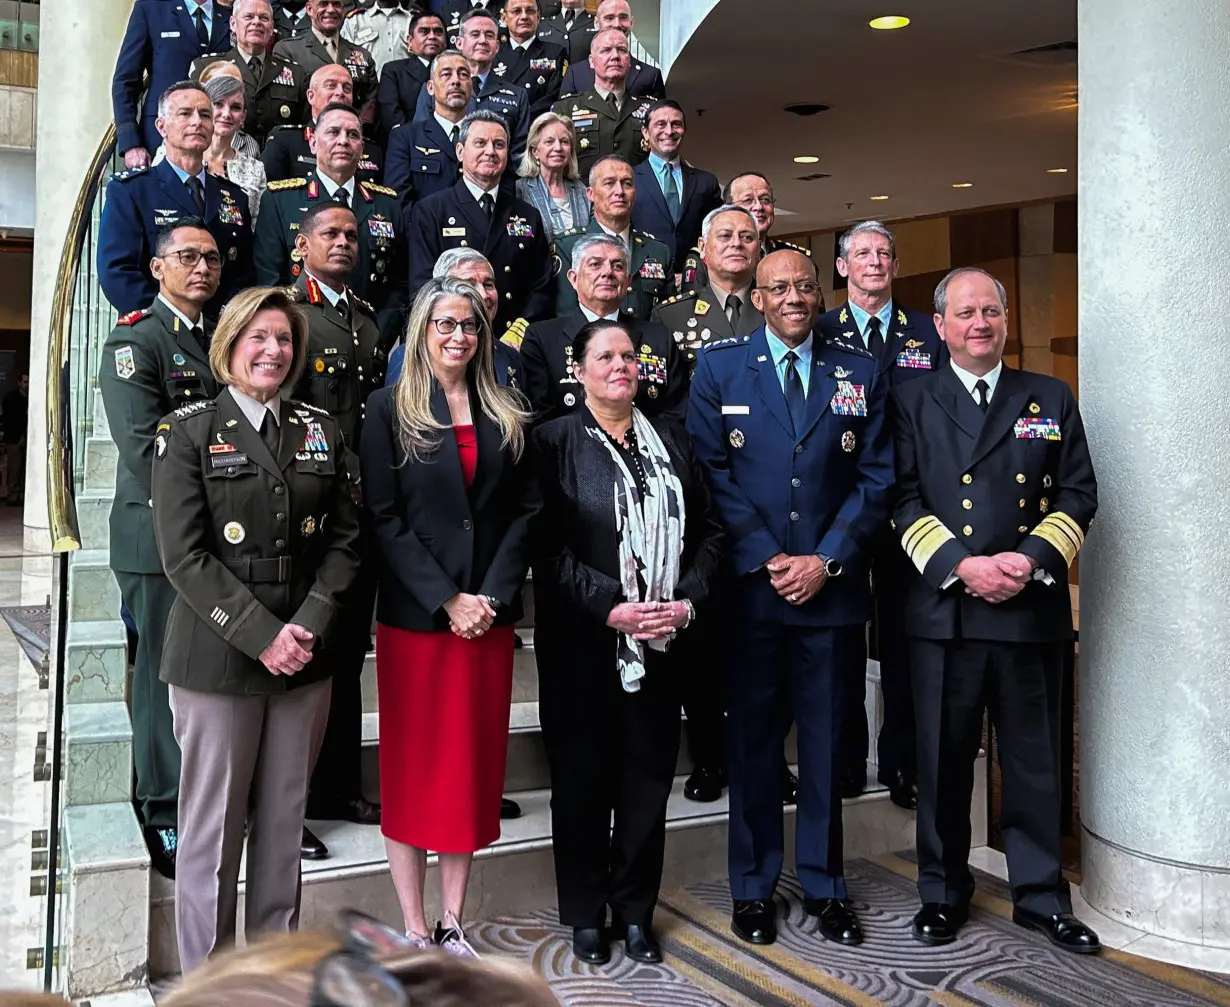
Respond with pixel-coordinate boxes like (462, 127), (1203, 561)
(259, 623), (315, 675)
(606, 601), (691, 641)
(767, 553), (827, 605)
(445, 593), (496, 640)
(956, 554), (1036, 603)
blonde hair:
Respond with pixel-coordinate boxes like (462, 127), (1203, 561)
(518, 112), (581, 181)
(198, 60), (244, 85)
(209, 286), (309, 391)
(393, 279), (528, 462)
(160, 929), (558, 1007)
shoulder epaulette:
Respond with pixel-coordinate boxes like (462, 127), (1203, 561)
(363, 182), (397, 197)
(558, 227), (585, 238)
(639, 231), (658, 241)
(291, 401), (330, 416)
(702, 336), (749, 352)
(351, 293), (376, 314)
(503, 316), (529, 349)
(824, 336), (874, 359)
(267, 177), (309, 191)
(345, 6), (362, 16)
(173, 399), (215, 420)
(658, 291), (697, 307)
(116, 309), (151, 326)
(111, 166), (149, 182)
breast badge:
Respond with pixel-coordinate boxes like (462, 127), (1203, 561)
(301, 516), (317, 536)
(842, 430), (856, 453)
(729, 428), (745, 449)
(223, 521), (246, 544)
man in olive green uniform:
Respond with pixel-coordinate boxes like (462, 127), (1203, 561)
(287, 203), (385, 858)
(274, 0), (380, 112)
(548, 28), (654, 180)
(189, 0), (310, 146)
(98, 219), (222, 878)
(551, 153), (670, 321)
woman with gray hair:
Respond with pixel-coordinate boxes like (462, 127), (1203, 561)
(516, 111), (591, 242)
(360, 278), (538, 956)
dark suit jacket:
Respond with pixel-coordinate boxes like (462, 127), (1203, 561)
(817, 301), (947, 387)
(891, 365), (1097, 643)
(536, 11), (595, 65)
(98, 160), (254, 318)
(188, 46), (309, 145)
(560, 58), (665, 100)
(112, 0), (232, 154)
(360, 382), (540, 632)
(687, 326), (894, 626)
(408, 179), (553, 333)
(631, 159), (722, 274)
(385, 116), (460, 205)
(384, 339), (526, 393)
(412, 70), (532, 163)
(520, 311), (687, 425)
(492, 37), (565, 119)
(530, 408), (725, 671)
(376, 54), (433, 147)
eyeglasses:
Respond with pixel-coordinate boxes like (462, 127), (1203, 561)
(756, 280), (820, 298)
(736, 195), (776, 207)
(160, 248), (223, 270)
(431, 317), (480, 335)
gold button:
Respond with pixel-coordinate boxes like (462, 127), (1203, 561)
(962, 525), (973, 536)
(962, 499), (972, 510)
(1018, 525), (1028, 533)
(961, 474), (972, 485)
(1016, 473), (1026, 484)
(1019, 499), (1026, 508)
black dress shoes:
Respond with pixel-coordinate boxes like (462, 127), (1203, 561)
(144, 826), (178, 880)
(301, 826), (329, 860)
(623, 924), (662, 963)
(838, 772), (865, 800)
(880, 769), (918, 810)
(912, 903), (967, 945)
(307, 797), (382, 825)
(500, 797), (522, 819)
(684, 765), (726, 802)
(572, 927), (610, 965)
(782, 767), (799, 805)
(731, 899), (777, 945)
(804, 898), (864, 946)
(1012, 908), (1102, 954)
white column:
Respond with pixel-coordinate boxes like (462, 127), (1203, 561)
(26, 0), (133, 551)
(1078, 0), (1230, 947)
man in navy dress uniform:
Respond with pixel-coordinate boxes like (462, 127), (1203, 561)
(818, 220), (947, 808)
(384, 50), (471, 207)
(99, 83), (254, 320)
(492, 0), (565, 120)
(892, 266), (1099, 955)
(408, 110), (552, 336)
(688, 249), (893, 948)
(112, 0), (233, 167)
(375, 9), (448, 146)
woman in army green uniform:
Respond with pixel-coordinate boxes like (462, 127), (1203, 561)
(151, 286), (362, 974)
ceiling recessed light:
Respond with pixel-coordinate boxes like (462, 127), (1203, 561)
(793, 155), (820, 164)
(1046, 167), (1069, 173)
(870, 195), (890, 201)
(869, 15), (910, 30)
(952, 182), (974, 188)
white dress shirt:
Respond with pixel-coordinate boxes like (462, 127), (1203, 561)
(229, 386), (280, 431)
(463, 176), (499, 203)
(579, 305), (620, 322)
(949, 358), (1003, 403)
(158, 295), (204, 333)
(305, 271), (349, 312)
(317, 171), (357, 204)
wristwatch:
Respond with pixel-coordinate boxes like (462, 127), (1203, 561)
(818, 555), (842, 577)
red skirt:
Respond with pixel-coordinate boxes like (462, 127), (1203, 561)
(375, 621), (514, 853)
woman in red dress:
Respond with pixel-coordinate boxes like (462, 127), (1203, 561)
(359, 277), (537, 954)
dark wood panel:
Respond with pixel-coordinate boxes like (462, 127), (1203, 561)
(949, 208), (1018, 265)
(1054, 199), (1077, 255)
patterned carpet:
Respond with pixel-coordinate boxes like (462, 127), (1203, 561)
(464, 854), (1230, 1006)
(0, 603), (50, 672)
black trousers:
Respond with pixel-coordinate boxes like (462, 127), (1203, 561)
(307, 526), (375, 811)
(871, 560), (916, 781)
(676, 596), (726, 772)
(116, 570), (180, 828)
(911, 638), (1070, 915)
(539, 649), (681, 928)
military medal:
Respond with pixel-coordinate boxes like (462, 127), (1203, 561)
(173, 353), (186, 365)
(223, 521), (245, 543)
(564, 392), (576, 407)
(280, 104), (291, 118)
(842, 430), (856, 453)
(301, 516), (316, 536)
(1030, 402), (1041, 414)
(647, 386), (658, 398)
(729, 429), (745, 449)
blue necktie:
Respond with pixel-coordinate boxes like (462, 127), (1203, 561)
(784, 350), (806, 435)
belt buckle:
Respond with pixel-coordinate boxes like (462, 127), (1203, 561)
(278, 556), (292, 582)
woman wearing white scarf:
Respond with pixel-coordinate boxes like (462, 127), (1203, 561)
(531, 320), (724, 967)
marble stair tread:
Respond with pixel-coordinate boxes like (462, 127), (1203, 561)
(64, 801), (150, 873)
(65, 617), (129, 704)
(65, 699), (133, 743)
(66, 617), (127, 648)
(84, 436), (119, 491)
(76, 487), (114, 550)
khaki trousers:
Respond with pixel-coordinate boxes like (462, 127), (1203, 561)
(170, 678), (332, 974)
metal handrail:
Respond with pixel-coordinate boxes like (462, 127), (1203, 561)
(45, 123), (118, 554)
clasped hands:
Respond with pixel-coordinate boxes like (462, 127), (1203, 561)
(259, 623), (316, 676)
(766, 553), (827, 605)
(606, 600), (691, 641)
(445, 592), (498, 640)
(956, 552), (1038, 603)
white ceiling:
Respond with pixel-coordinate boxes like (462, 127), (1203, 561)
(663, 0), (1078, 233)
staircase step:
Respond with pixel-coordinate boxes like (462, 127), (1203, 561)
(76, 489), (113, 551)
(64, 701), (133, 806)
(84, 436), (118, 492)
(65, 619), (128, 704)
(62, 803), (150, 999)
(148, 763), (939, 978)
(68, 548), (120, 623)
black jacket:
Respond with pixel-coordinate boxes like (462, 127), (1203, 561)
(360, 382), (540, 632)
(530, 409), (724, 671)
(892, 365), (1097, 643)
(375, 54), (432, 147)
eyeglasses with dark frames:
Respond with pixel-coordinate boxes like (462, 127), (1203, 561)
(431, 316), (480, 335)
(160, 248), (223, 270)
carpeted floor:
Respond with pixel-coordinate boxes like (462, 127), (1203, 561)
(465, 854), (1230, 1006)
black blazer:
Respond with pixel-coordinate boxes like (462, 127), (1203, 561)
(630, 159), (723, 274)
(530, 409), (724, 650)
(376, 55), (432, 148)
(360, 383), (540, 632)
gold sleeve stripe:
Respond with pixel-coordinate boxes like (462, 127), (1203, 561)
(1029, 511), (1085, 567)
(902, 515), (955, 575)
